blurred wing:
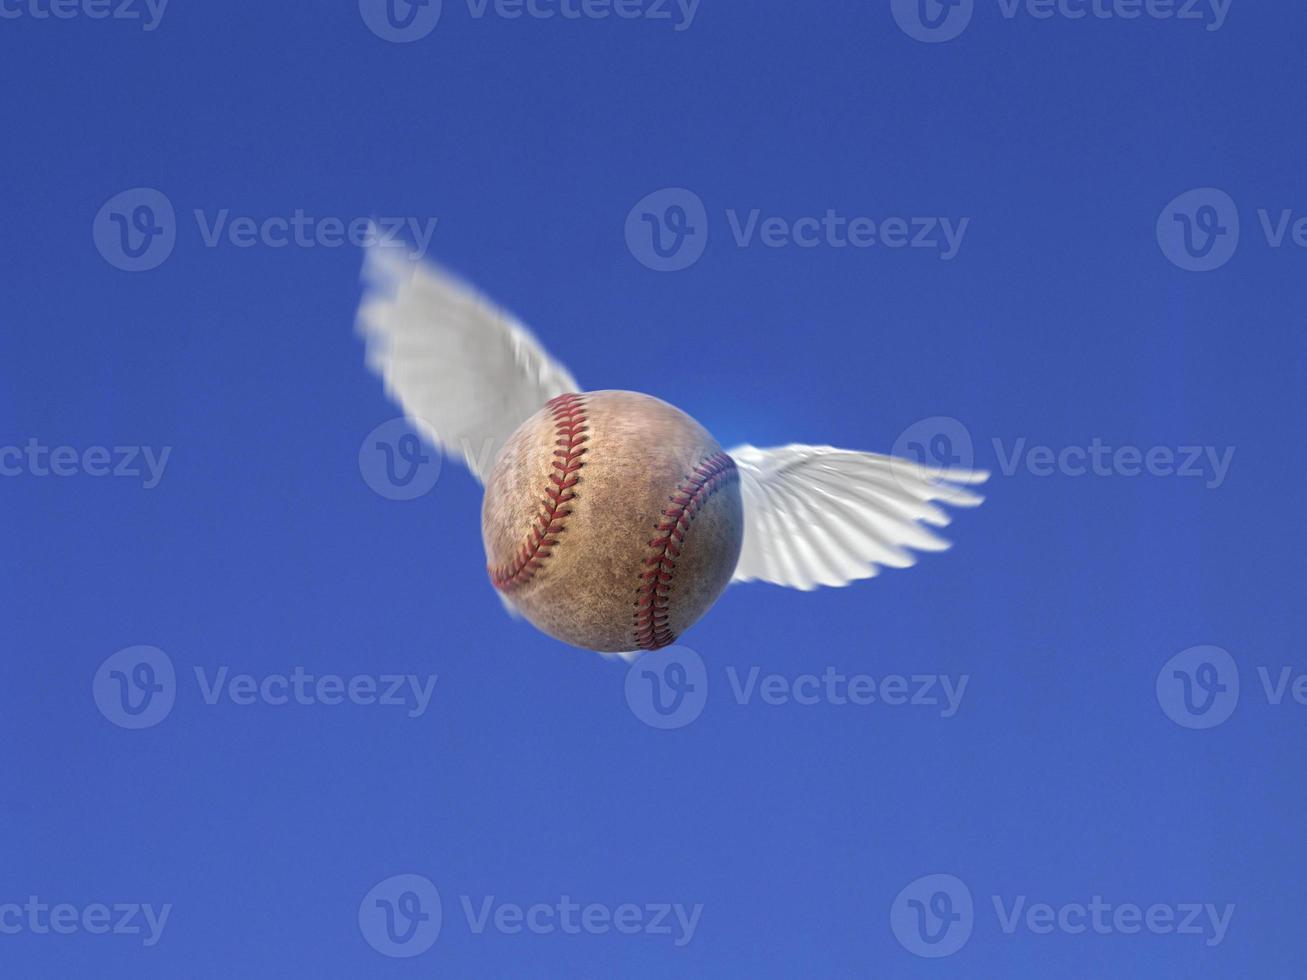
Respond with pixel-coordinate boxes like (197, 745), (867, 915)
(728, 444), (988, 590)
(357, 240), (581, 483)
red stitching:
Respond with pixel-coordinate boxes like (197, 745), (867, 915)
(632, 451), (738, 650)
(489, 394), (588, 591)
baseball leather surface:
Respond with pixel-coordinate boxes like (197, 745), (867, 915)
(482, 390), (744, 653)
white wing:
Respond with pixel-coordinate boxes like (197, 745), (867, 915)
(357, 240), (580, 483)
(729, 444), (988, 590)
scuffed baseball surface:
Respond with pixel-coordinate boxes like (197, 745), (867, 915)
(482, 390), (744, 653)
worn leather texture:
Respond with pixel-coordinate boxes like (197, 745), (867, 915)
(483, 390), (744, 653)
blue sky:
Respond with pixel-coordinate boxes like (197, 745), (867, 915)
(1, 1), (1304, 976)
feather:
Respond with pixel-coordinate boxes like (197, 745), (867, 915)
(356, 237), (580, 483)
(729, 444), (988, 590)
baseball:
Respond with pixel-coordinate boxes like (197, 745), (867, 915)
(359, 250), (987, 657)
(482, 390), (745, 653)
